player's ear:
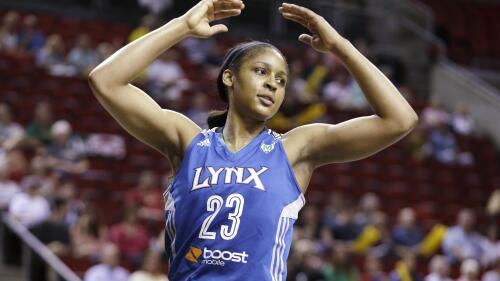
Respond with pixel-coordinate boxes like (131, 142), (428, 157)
(222, 69), (234, 87)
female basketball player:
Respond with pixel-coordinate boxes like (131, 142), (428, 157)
(88, 1), (418, 280)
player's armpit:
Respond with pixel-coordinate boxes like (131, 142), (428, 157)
(284, 115), (416, 167)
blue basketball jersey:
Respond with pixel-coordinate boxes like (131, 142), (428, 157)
(163, 126), (305, 281)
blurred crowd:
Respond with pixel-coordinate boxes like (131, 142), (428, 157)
(0, 9), (499, 281)
(0, 100), (168, 281)
(288, 191), (500, 281)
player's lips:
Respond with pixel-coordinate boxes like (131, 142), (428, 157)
(257, 94), (274, 106)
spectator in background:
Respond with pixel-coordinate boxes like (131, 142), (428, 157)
(304, 49), (332, 98)
(8, 176), (51, 227)
(180, 36), (215, 65)
(392, 208), (424, 256)
(322, 244), (360, 281)
(296, 205), (322, 241)
(109, 207), (149, 267)
(287, 239), (325, 281)
(323, 68), (367, 110)
(30, 198), (70, 252)
(480, 224), (500, 267)
(268, 91), (327, 131)
(36, 34), (77, 76)
(322, 68), (353, 108)
(138, 0), (173, 15)
(21, 154), (57, 197)
(456, 259), (479, 281)
(421, 99), (449, 129)
(427, 123), (458, 164)
(46, 119), (89, 176)
(186, 91), (209, 128)
(95, 42), (115, 64)
(29, 198), (71, 281)
(353, 211), (392, 258)
(205, 41), (225, 67)
(26, 101), (54, 147)
(16, 14), (45, 53)
(55, 180), (82, 225)
(0, 11), (19, 52)
(126, 170), (163, 222)
(128, 14), (157, 42)
(354, 192), (381, 227)
(147, 50), (190, 101)
(286, 59), (308, 102)
(85, 133), (126, 159)
(322, 205), (361, 245)
(68, 33), (97, 75)
(353, 37), (374, 60)
(71, 204), (108, 260)
(425, 255), (453, 281)
(0, 162), (20, 210)
(389, 252), (422, 281)
(451, 103), (474, 136)
(129, 249), (168, 281)
(361, 254), (388, 281)
(0, 102), (24, 152)
(84, 243), (130, 281)
(484, 189), (500, 266)
(5, 149), (28, 181)
(442, 209), (485, 263)
(482, 260), (500, 281)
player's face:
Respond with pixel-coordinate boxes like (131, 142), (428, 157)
(231, 48), (288, 121)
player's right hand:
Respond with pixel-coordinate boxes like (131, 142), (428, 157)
(180, 0), (245, 38)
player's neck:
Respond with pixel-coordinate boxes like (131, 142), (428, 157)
(222, 111), (265, 153)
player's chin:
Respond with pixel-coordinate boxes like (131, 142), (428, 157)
(253, 103), (278, 120)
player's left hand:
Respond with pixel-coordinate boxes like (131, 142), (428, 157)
(279, 3), (346, 53)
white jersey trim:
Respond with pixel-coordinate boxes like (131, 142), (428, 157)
(270, 194), (305, 281)
(281, 193), (305, 219)
(163, 185), (177, 259)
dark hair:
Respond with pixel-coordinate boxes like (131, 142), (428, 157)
(207, 41), (287, 129)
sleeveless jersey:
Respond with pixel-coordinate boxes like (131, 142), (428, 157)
(163, 127), (305, 281)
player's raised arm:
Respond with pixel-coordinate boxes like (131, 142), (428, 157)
(279, 3), (418, 168)
(88, 0), (245, 166)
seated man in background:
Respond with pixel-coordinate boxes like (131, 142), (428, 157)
(8, 176), (51, 227)
(84, 243), (130, 281)
(392, 208), (424, 256)
(442, 209), (485, 264)
(0, 103), (24, 152)
(29, 198), (71, 281)
(109, 207), (149, 268)
(424, 255), (453, 281)
(46, 120), (89, 177)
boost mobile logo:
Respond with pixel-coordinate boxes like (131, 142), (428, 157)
(185, 246), (249, 267)
(185, 246), (202, 263)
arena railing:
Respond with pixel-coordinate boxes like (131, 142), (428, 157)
(1, 213), (82, 281)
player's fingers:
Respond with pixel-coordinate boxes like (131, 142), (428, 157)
(298, 34), (313, 46)
(214, 0), (244, 11)
(209, 24), (229, 35)
(280, 3), (316, 21)
(280, 12), (308, 27)
(214, 9), (243, 20)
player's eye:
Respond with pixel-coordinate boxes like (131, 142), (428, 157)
(255, 67), (266, 75)
(276, 77), (287, 85)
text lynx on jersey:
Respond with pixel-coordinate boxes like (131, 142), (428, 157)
(191, 166), (269, 191)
